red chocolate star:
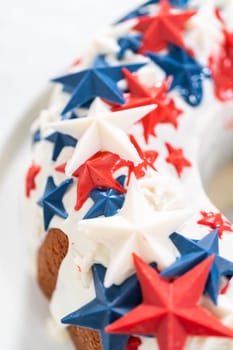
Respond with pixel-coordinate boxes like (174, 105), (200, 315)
(209, 30), (233, 102)
(126, 336), (142, 350)
(106, 254), (233, 350)
(165, 143), (191, 177)
(25, 163), (41, 198)
(134, 0), (196, 53)
(135, 136), (157, 166)
(113, 69), (183, 143)
(197, 211), (233, 238)
(69, 151), (125, 210)
(128, 134), (158, 178)
(114, 135), (158, 184)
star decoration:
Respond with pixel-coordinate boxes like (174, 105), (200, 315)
(165, 142), (191, 177)
(133, 0), (196, 53)
(61, 111), (83, 121)
(55, 163), (67, 174)
(45, 132), (77, 161)
(161, 230), (233, 304)
(25, 163), (41, 198)
(78, 176), (190, 287)
(219, 0), (233, 31)
(141, 0), (190, 8)
(116, 0), (190, 24)
(37, 176), (73, 230)
(209, 30), (233, 102)
(71, 57), (82, 68)
(83, 175), (126, 219)
(126, 337), (142, 350)
(117, 35), (142, 60)
(106, 254), (233, 350)
(114, 135), (158, 184)
(128, 134), (158, 177)
(113, 68), (183, 143)
(51, 98), (155, 175)
(148, 45), (210, 106)
(220, 278), (231, 295)
(62, 264), (142, 350)
(71, 151), (125, 211)
(32, 129), (41, 144)
(169, 0), (190, 6)
(52, 55), (146, 115)
(184, 2), (223, 62)
(197, 211), (233, 238)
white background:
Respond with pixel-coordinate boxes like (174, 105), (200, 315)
(0, 1), (137, 349)
(0, 0), (138, 146)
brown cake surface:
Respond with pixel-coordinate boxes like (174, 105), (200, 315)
(38, 228), (69, 299)
(37, 227), (101, 349)
(68, 326), (102, 350)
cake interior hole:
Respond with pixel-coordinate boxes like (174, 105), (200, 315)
(207, 161), (233, 221)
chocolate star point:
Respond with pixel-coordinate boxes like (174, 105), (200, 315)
(106, 254), (233, 350)
(134, 0), (196, 53)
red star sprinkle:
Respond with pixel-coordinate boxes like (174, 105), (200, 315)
(71, 57), (82, 67)
(165, 143), (191, 177)
(55, 163), (66, 173)
(114, 135), (158, 184)
(220, 278), (230, 295)
(126, 336), (142, 350)
(225, 118), (233, 129)
(197, 211), (233, 238)
(68, 151), (125, 211)
(106, 254), (233, 350)
(215, 7), (223, 23)
(134, 0), (196, 53)
(25, 163), (41, 198)
(113, 69), (183, 143)
(209, 30), (233, 102)
(128, 134), (158, 178)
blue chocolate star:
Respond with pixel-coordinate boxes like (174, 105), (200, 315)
(38, 176), (73, 230)
(45, 132), (77, 161)
(52, 55), (146, 115)
(59, 55), (108, 96)
(161, 230), (233, 304)
(170, 0), (189, 6)
(142, 0), (189, 8)
(62, 264), (142, 350)
(117, 35), (142, 60)
(61, 108), (89, 120)
(32, 129), (41, 144)
(83, 176), (126, 219)
(148, 45), (210, 106)
(117, 0), (189, 23)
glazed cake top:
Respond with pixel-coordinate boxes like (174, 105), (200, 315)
(24, 0), (233, 349)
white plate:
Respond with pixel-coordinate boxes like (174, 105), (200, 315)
(0, 88), (73, 350)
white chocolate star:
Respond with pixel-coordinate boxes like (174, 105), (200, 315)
(185, 1), (224, 63)
(77, 177), (191, 287)
(50, 98), (155, 176)
(93, 18), (137, 51)
(218, 0), (233, 31)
